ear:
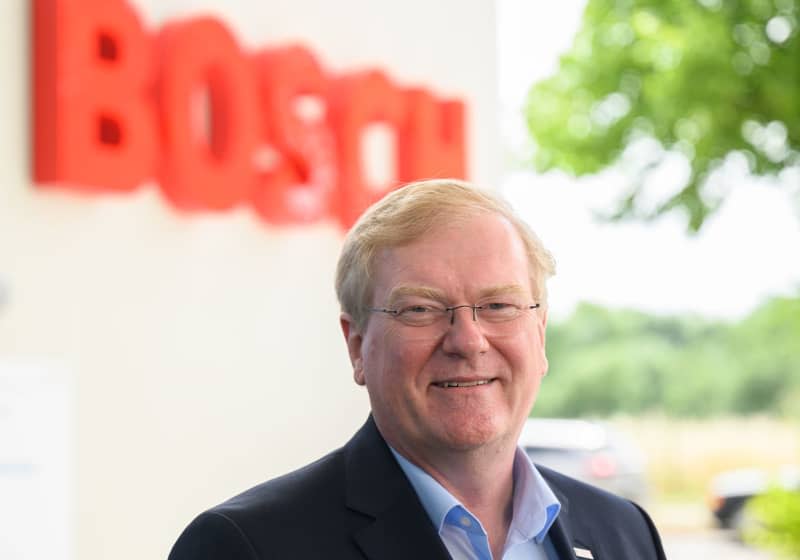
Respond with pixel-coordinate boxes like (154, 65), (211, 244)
(340, 312), (366, 386)
(537, 308), (549, 376)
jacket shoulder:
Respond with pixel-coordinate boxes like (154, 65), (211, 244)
(537, 464), (667, 560)
(218, 446), (348, 518)
(169, 447), (362, 560)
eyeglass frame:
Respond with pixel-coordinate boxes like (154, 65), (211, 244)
(368, 302), (541, 327)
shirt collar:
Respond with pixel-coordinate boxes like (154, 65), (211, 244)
(389, 447), (460, 533)
(509, 446), (561, 544)
(389, 446), (561, 544)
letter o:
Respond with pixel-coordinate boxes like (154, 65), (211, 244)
(156, 17), (259, 210)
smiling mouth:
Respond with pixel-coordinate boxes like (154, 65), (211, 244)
(434, 379), (495, 388)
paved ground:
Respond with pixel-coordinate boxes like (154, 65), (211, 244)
(662, 530), (774, 559)
(654, 502), (775, 559)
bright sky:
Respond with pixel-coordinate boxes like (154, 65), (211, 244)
(496, 0), (800, 321)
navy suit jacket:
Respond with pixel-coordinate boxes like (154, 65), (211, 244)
(169, 417), (667, 559)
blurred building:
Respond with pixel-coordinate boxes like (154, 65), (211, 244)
(0, 1), (500, 559)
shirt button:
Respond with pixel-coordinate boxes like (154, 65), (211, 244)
(460, 516), (472, 527)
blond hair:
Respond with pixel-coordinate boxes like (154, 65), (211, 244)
(335, 179), (555, 330)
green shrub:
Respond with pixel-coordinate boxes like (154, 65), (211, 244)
(745, 488), (800, 559)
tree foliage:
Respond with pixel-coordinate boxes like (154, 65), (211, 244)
(524, 0), (800, 231)
(535, 294), (800, 417)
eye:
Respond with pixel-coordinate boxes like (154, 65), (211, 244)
(393, 302), (447, 326)
(399, 304), (436, 315)
(478, 301), (523, 322)
(484, 301), (514, 310)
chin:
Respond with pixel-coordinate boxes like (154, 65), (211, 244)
(436, 416), (509, 451)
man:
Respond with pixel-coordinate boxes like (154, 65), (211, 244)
(169, 179), (666, 559)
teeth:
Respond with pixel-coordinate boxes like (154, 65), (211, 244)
(437, 380), (491, 388)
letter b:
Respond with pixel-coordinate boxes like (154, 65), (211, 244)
(32, 0), (156, 192)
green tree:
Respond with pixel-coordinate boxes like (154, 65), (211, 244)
(537, 295), (800, 417)
(525, 0), (799, 231)
(728, 295), (800, 413)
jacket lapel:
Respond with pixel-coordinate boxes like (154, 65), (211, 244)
(344, 417), (451, 560)
(539, 466), (598, 560)
(545, 486), (578, 560)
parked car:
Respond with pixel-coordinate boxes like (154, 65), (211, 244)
(519, 418), (649, 504)
(708, 465), (800, 535)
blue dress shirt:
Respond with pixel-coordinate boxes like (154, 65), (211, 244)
(390, 447), (561, 560)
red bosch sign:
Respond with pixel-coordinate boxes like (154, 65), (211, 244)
(32, 0), (467, 228)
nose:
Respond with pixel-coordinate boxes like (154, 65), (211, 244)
(447, 304), (478, 324)
(441, 305), (489, 357)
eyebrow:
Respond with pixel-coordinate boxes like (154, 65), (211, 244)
(386, 285), (447, 306)
(478, 284), (529, 299)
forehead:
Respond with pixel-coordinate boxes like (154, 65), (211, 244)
(371, 213), (532, 300)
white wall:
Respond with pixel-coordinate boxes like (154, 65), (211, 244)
(0, 1), (499, 559)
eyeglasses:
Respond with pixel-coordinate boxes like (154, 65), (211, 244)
(368, 301), (541, 337)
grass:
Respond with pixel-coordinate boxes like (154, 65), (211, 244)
(611, 415), (799, 532)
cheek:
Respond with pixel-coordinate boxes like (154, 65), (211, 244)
(362, 334), (438, 386)
(361, 330), (402, 385)
(504, 330), (548, 375)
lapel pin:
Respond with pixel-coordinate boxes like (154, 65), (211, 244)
(573, 546), (594, 559)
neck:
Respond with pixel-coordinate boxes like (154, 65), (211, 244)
(397, 441), (519, 559)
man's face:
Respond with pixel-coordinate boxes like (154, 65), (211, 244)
(340, 212), (548, 464)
